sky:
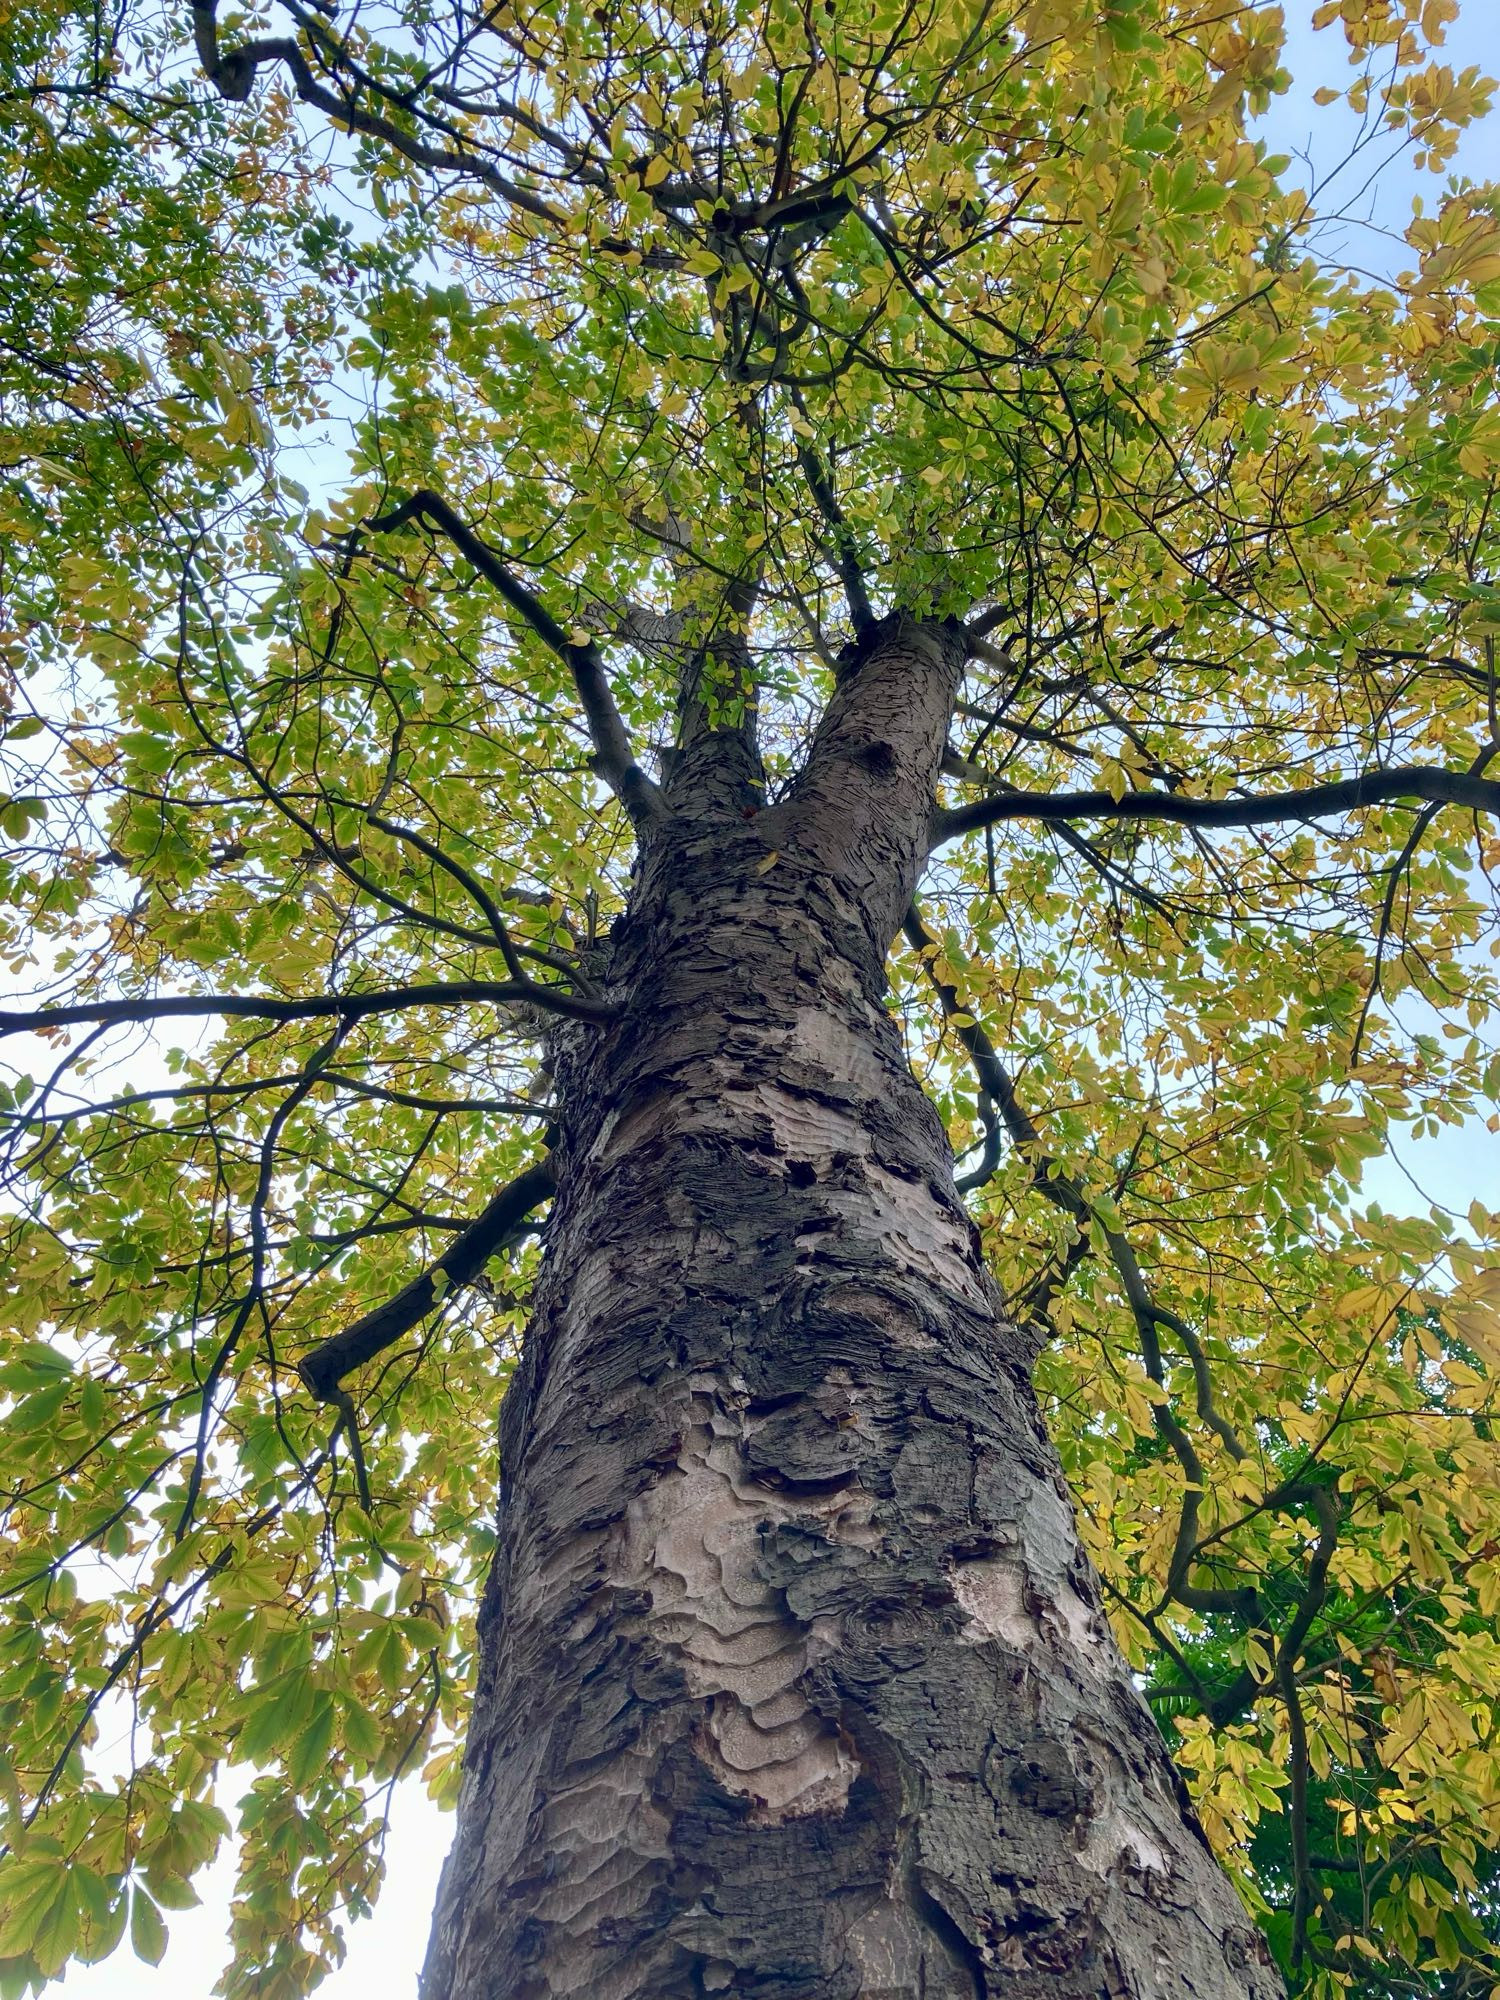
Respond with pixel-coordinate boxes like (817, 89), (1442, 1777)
(57, 2), (1500, 1994)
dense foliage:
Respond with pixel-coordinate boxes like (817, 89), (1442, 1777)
(0, 0), (1498, 1993)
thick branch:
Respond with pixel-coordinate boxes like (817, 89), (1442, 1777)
(0, 1070), (549, 1133)
(788, 614), (967, 953)
(0, 978), (612, 1039)
(932, 763), (1500, 844)
(298, 1155), (556, 1399)
(367, 491), (666, 827)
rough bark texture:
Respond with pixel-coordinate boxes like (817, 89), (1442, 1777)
(422, 617), (1283, 2000)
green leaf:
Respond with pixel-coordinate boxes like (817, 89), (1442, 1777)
(129, 1888), (167, 1966)
(287, 1692), (338, 1790)
(29, 1872), (78, 1977)
(0, 1858), (67, 1958)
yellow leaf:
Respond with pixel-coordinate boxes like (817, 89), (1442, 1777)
(1444, 1302), (1500, 1365)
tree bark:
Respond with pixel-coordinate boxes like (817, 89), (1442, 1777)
(421, 617), (1282, 2000)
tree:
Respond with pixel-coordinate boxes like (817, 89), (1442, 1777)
(0, 0), (1499, 1991)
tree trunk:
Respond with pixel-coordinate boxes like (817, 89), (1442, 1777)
(421, 617), (1282, 2000)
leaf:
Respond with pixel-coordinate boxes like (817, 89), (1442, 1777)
(142, 1871), (201, 1912)
(29, 1873), (79, 1978)
(130, 1889), (167, 1967)
(0, 1860), (67, 1958)
(237, 1678), (308, 1764)
(287, 1692), (338, 1790)
(75, 1878), (128, 1965)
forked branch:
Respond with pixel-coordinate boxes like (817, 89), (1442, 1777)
(366, 491), (667, 828)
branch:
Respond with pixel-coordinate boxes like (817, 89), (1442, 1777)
(932, 763), (1500, 845)
(189, 0), (569, 229)
(612, 602), (688, 651)
(1349, 791), (1449, 1066)
(0, 978), (613, 1040)
(785, 385), (875, 638)
(357, 808), (524, 977)
(0, 1071), (550, 1134)
(903, 905), (1255, 1616)
(901, 906), (1039, 1192)
(366, 491), (666, 827)
(1277, 1483), (1343, 1971)
(177, 1022), (349, 1538)
(297, 1154), (556, 1399)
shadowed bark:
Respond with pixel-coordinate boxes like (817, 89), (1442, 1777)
(421, 616), (1282, 1999)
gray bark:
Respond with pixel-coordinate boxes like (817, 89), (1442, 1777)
(421, 616), (1282, 1999)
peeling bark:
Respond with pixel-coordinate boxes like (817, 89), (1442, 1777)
(422, 617), (1282, 2000)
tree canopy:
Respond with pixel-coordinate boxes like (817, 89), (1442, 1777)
(0, 0), (1499, 1993)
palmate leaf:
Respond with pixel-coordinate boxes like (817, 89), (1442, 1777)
(0, 0), (1498, 1991)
